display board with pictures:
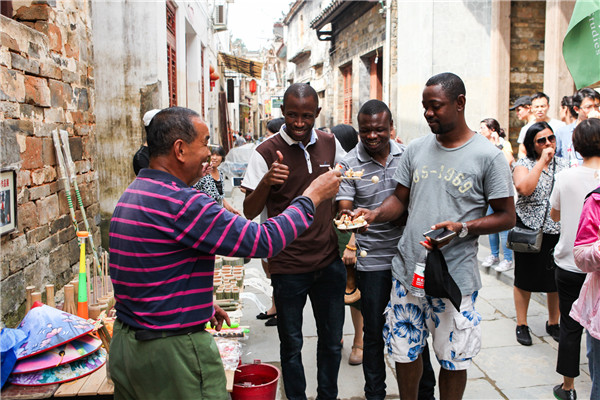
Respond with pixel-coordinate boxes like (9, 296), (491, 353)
(0, 169), (17, 235)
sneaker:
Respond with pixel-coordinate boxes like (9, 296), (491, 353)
(516, 325), (532, 346)
(481, 255), (500, 267)
(546, 321), (560, 342)
(495, 260), (513, 272)
(553, 384), (577, 400)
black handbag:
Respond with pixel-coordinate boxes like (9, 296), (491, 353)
(506, 159), (555, 253)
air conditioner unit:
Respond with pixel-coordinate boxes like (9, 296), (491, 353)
(215, 4), (226, 26)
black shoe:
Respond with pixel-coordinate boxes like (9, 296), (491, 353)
(546, 321), (560, 342)
(553, 384), (576, 400)
(516, 325), (532, 346)
(265, 316), (277, 327)
(256, 311), (276, 320)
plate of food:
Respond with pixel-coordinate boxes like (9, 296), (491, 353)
(334, 214), (367, 231)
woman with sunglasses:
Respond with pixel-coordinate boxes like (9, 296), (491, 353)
(511, 121), (568, 346)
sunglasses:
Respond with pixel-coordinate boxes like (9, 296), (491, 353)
(536, 134), (556, 145)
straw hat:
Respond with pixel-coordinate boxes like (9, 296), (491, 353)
(16, 302), (95, 360)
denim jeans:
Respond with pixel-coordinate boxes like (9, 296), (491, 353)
(271, 258), (346, 400)
(588, 332), (600, 400)
(487, 206), (513, 261)
(357, 269), (392, 399)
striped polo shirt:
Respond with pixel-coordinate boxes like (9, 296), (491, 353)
(336, 141), (406, 272)
(109, 169), (315, 330)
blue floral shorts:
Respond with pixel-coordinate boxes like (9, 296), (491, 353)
(383, 278), (482, 370)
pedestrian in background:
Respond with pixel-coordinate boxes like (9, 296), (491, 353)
(550, 118), (600, 400)
(132, 109), (161, 175)
(572, 127), (600, 400)
(330, 123), (364, 368)
(193, 145), (240, 215)
(512, 122), (568, 346)
(479, 118), (514, 272)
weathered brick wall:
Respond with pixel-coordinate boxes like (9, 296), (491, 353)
(0, 1), (99, 327)
(509, 0), (546, 142)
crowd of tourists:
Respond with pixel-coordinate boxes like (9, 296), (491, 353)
(115, 75), (599, 400)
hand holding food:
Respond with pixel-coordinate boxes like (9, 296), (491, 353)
(334, 213), (367, 230)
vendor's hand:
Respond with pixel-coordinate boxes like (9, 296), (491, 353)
(420, 221), (461, 249)
(264, 151), (289, 186)
(210, 305), (231, 331)
(302, 169), (342, 207)
(342, 248), (357, 266)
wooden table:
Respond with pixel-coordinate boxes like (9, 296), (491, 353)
(1, 365), (113, 399)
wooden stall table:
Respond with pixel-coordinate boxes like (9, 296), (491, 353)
(0, 365), (114, 399)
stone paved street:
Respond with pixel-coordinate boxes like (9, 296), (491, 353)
(228, 185), (593, 400)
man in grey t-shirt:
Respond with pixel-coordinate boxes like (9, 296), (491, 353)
(356, 73), (515, 399)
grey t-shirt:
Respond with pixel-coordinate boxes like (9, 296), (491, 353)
(392, 133), (514, 295)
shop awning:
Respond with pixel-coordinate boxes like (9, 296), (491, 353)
(218, 53), (263, 79)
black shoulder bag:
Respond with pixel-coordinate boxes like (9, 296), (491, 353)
(506, 158), (555, 253)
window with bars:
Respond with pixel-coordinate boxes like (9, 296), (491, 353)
(342, 64), (352, 124)
(167, 0), (177, 107)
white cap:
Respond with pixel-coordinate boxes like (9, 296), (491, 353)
(143, 109), (162, 127)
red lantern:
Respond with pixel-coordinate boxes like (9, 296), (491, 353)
(249, 79), (257, 94)
(209, 65), (215, 74)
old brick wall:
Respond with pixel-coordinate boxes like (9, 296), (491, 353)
(0, 1), (99, 327)
(509, 0), (546, 143)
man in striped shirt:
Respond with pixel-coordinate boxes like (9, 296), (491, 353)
(108, 107), (341, 400)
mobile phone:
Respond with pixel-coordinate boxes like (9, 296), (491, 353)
(423, 228), (457, 244)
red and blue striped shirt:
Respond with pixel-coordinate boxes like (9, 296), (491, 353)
(109, 169), (315, 330)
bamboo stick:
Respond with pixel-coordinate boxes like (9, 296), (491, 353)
(63, 284), (77, 315)
(45, 284), (55, 308)
(31, 292), (42, 305)
(25, 286), (35, 313)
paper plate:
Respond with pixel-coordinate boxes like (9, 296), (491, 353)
(12, 335), (102, 374)
(335, 221), (367, 231)
(8, 347), (106, 386)
(16, 303), (95, 360)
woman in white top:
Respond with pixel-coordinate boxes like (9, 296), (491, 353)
(549, 118), (600, 400)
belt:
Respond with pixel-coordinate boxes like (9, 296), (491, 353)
(121, 320), (206, 341)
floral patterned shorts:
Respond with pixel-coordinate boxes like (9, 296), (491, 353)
(383, 278), (482, 370)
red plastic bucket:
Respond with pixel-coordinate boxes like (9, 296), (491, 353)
(230, 360), (280, 400)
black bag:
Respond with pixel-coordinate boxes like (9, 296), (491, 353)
(505, 224), (543, 253)
(506, 158), (555, 253)
(425, 248), (462, 312)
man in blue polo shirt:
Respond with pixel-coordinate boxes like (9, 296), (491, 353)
(108, 106), (341, 400)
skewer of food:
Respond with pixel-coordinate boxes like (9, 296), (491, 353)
(332, 164), (380, 183)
